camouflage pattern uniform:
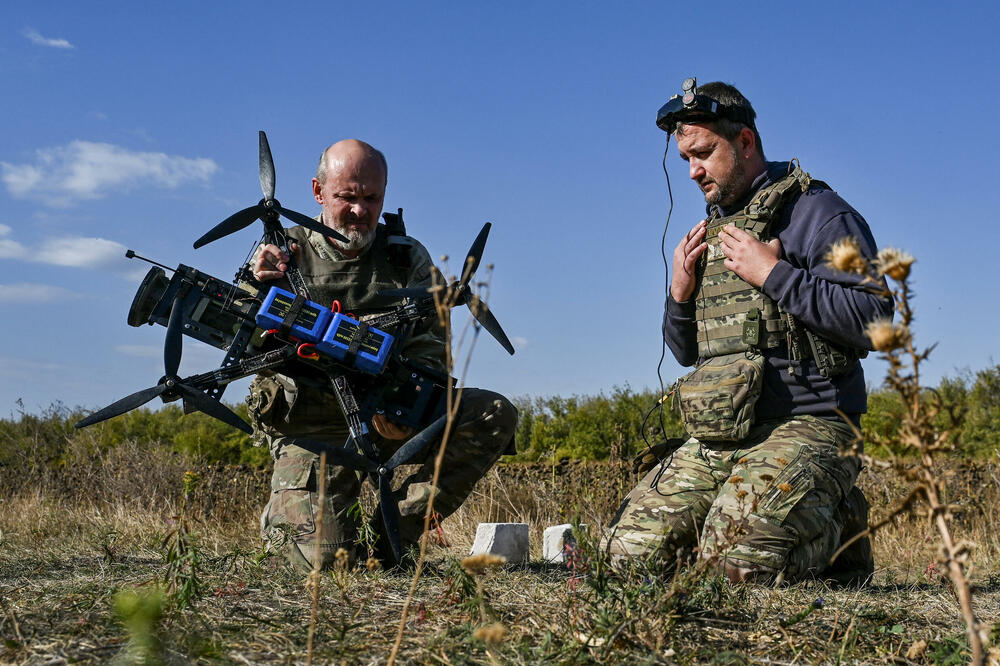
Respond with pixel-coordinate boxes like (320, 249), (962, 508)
(248, 223), (516, 571)
(606, 162), (886, 583)
(603, 415), (860, 579)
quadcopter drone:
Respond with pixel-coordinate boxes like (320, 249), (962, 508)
(75, 131), (515, 564)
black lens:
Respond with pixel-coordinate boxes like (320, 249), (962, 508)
(656, 95), (684, 131)
(128, 267), (169, 327)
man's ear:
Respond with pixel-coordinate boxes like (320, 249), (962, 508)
(738, 127), (756, 158)
(312, 178), (323, 205)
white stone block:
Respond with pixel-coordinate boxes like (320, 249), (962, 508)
(469, 522), (529, 564)
(543, 523), (585, 563)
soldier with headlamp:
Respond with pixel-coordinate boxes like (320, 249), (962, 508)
(604, 79), (893, 584)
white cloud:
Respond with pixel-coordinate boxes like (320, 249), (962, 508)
(22, 27), (74, 49)
(0, 282), (76, 302)
(114, 345), (161, 358)
(0, 224), (25, 258)
(34, 236), (128, 269)
(0, 239), (26, 258)
(115, 342), (228, 369)
(0, 225), (129, 272)
(1, 140), (218, 205)
(512, 336), (529, 350)
(0, 357), (62, 378)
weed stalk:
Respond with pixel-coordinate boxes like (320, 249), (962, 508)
(829, 244), (987, 663)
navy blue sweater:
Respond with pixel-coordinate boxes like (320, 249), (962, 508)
(664, 162), (893, 419)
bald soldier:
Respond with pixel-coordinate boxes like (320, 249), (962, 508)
(248, 139), (516, 570)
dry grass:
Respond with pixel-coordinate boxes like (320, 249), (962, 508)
(2, 455), (999, 664)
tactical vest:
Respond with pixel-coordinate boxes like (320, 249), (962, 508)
(284, 223), (415, 315)
(695, 165), (832, 360)
(247, 222), (431, 435)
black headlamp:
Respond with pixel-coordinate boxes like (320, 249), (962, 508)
(656, 77), (756, 134)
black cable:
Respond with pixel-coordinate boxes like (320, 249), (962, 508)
(649, 134), (679, 493)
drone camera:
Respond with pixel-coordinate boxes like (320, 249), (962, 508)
(317, 314), (394, 375)
(129, 264), (258, 352)
(128, 267), (170, 327)
(256, 287), (332, 342)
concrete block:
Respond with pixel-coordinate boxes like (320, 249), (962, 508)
(469, 522), (529, 564)
(543, 523), (585, 563)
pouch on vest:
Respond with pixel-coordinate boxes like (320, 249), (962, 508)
(247, 376), (285, 435)
(675, 351), (764, 442)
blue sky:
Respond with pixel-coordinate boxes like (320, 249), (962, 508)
(2, 1), (998, 416)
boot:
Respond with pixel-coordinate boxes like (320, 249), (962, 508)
(825, 485), (875, 587)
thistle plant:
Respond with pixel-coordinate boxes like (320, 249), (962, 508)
(828, 240), (990, 664)
(459, 553), (507, 624)
(113, 587), (165, 664)
(161, 470), (203, 610)
(387, 255), (494, 666)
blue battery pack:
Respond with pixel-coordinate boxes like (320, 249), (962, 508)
(255, 287), (332, 343)
(316, 313), (394, 374)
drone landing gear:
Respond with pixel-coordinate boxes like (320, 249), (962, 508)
(292, 375), (448, 567)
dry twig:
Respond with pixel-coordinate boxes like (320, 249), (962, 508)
(388, 259), (486, 665)
(829, 245), (987, 664)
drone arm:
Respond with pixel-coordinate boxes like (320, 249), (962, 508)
(185, 347), (299, 393)
(329, 374), (380, 461)
(393, 250), (448, 373)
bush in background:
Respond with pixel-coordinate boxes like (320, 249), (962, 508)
(3, 364), (1000, 484)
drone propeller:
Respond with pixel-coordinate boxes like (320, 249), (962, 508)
(379, 222), (516, 355)
(75, 295), (252, 434)
(461, 221), (490, 283)
(192, 131), (349, 249)
(292, 413), (448, 565)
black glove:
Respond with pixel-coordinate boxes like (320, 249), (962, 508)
(632, 438), (686, 476)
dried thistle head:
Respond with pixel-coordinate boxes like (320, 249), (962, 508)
(473, 622), (507, 644)
(182, 470), (200, 497)
(461, 553), (507, 576)
(728, 476), (744, 485)
(866, 318), (909, 352)
(825, 237), (868, 275)
(365, 557), (381, 572)
(906, 640), (928, 661)
(778, 483), (792, 493)
(876, 247), (915, 282)
(334, 547), (350, 571)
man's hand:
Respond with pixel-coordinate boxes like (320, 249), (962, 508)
(670, 219), (708, 302)
(253, 242), (300, 281)
(372, 413), (415, 440)
(718, 225), (781, 288)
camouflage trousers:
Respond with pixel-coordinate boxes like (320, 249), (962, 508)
(254, 387), (517, 572)
(603, 415), (862, 580)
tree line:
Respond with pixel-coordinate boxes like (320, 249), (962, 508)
(2, 364), (999, 474)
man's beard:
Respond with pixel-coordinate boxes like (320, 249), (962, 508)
(703, 146), (746, 208)
(325, 217), (375, 253)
